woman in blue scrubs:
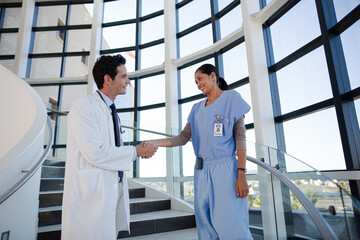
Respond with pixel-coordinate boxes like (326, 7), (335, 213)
(151, 64), (253, 240)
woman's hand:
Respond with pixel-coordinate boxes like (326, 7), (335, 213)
(236, 172), (249, 198)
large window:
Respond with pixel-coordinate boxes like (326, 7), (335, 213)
(283, 108), (345, 171)
(176, 0), (253, 187)
(269, 0), (321, 62)
(276, 47), (332, 114)
(0, 5), (21, 71)
(263, 0), (360, 176)
(29, 3), (93, 78)
(340, 20), (360, 90)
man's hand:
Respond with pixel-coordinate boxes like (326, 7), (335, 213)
(136, 142), (158, 159)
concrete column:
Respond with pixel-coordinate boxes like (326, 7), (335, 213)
(241, 0), (287, 239)
(164, 0), (180, 195)
(13, 0), (35, 78)
(87, 0), (103, 94)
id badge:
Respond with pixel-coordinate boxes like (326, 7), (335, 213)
(214, 123), (223, 136)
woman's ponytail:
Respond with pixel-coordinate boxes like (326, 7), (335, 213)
(218, 77), (229, 90)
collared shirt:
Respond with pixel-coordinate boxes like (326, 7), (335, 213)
(98, 90), (137, 161)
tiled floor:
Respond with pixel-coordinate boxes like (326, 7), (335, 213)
(120, 228), (198, 240)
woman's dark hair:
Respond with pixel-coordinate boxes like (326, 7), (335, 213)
(92, 54), (126, 90)
(196, 64), (229, 90)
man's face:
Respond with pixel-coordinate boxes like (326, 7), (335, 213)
(110, 64), (130, 96)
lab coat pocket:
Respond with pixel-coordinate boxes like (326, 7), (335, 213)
(77, 169), (104, 202)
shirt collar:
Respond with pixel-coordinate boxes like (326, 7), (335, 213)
(97, 90), (114, 108)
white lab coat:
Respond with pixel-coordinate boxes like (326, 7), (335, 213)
(61, 92), (134, 240)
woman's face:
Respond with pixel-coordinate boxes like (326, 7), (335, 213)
(195, 70), (216, 95)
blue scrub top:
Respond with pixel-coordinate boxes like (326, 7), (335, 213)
(187, 90), (250, 161)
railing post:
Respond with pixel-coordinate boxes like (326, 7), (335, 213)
(241, 0), (288, 238)
(13, 0), (35, 78)
(164, 0), (180, 196)
(87, 0), (103, 94)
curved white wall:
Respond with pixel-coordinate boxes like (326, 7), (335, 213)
(0, 70), (35, 160)
(0, 64), (47, 240)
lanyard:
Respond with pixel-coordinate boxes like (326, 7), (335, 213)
(97, 91), (124, 134)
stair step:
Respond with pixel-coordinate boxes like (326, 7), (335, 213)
(38, 197), (171, 226)
(120, 228), (198, 240)
(38, 207), (62, 227)
(130, 209), (193, 222)
(37, 210), (196, 240)
(40, 179), (64, 191)
(40, 176), (145, 198)
(43, 159), (65, 167)
(129, 187), (145, 198)
(130, 198), (170, 214)
(41, 166), (65, 178)
(37, 225), (61, 240)
(39, 179), (146, 197)
(39, 188), (146, 208)
(39, 191), (63, 208)
(38, 224), (61, 233)
(118, 210), (196, 238)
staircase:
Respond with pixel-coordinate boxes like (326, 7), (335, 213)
(37, 157), (196, 239)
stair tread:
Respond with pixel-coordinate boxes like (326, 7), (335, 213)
(38, 224), (61, 233)
(42, 165), (65, 169)
(129, 197), (169, 203)
(39, 205), (62, 212)
(46, 156), (65, 162)
(39, 197), (170, 211)
(120, 228), (198, 240)
(39, 187), (144, 194)
(130, 209), (194, 222)
(40, 190), (63, 194)
(41, 178), (64, 180)
(39, 206), (192, 219)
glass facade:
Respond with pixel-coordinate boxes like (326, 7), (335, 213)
(276, 46), (332, 114)
(269, 0), (321, 62)
(1, 1), (359, 226)
(263, 0), (360, 177)
(0, 4), (21, 71)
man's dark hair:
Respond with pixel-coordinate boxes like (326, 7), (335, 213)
(92, 54), (126, 89)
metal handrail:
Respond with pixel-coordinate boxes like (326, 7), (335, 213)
(122, 125), (174, 137)
(247, 155), (338, 240)
(0, 116), (54, 205)
(47, 108), (175, 137)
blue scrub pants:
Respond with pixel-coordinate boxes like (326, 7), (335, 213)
(194, 156), (253, 240)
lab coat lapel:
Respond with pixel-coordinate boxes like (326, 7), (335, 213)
(93, 92), (115, 146)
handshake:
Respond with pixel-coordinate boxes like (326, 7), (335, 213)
(135, 141), (158, 159)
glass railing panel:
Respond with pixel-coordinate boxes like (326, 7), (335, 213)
(169, 126), (190, 201)
(269, 170), (330, 239)
(246, 141), (275, 238)
(339, 187), (360, 239)
(141, 181), (167, 192)
(127, 121), (170, 192)
(266, 145), (359, 239)
(182, 180), (195, 204)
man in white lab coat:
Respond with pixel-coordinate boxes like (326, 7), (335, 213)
(61, 54), (157, 240)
